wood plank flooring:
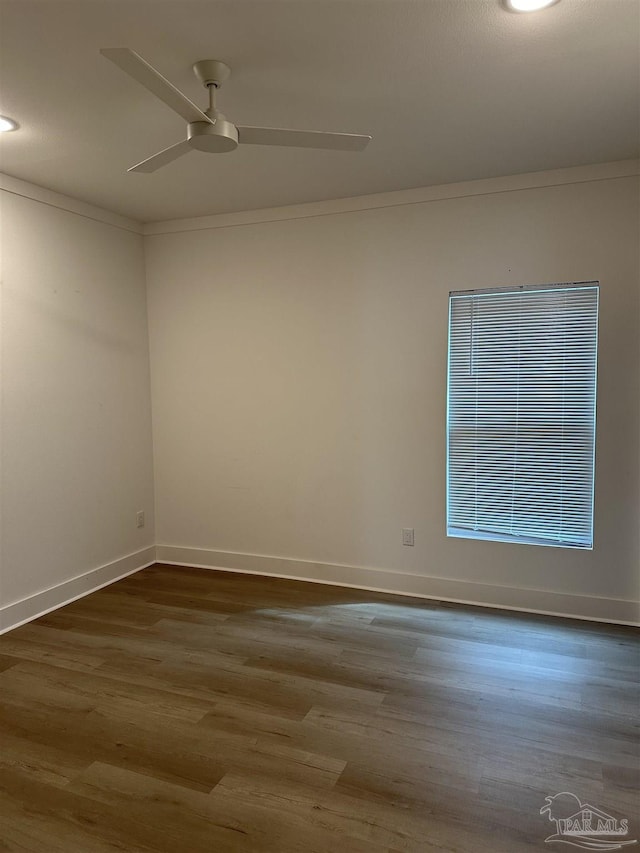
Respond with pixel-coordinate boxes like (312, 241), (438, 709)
(0, 563), (638, 852)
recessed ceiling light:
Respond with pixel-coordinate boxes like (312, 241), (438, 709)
(505, 0), (560, 11)
(0, 115), (18, 132)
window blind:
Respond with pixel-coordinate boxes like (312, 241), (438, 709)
(447, 283), (599, 549)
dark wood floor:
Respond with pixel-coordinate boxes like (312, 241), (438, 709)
(0, 564), (638, 852)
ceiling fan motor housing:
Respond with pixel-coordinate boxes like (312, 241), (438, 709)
(188, 115), (239, 153)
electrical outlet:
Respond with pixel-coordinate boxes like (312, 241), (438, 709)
(136, 510), (145, 529)
(402, 527), (414, 546)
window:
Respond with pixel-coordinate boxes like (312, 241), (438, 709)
(447, 282), (599, 549)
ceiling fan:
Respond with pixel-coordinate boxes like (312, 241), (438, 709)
(101, 49), (372, 173)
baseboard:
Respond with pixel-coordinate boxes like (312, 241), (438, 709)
(2, 543), (636, 632)
(156, 545), (640, 626)
(0, 546), (157, 635)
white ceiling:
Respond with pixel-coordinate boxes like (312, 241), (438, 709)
(0, 0), (638, 223)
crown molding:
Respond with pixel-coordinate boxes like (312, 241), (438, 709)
(143, 159), (640, 236)
(0, 173), (143, 234)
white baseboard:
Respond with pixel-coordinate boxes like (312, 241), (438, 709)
(0, 546), (157, 635)
(2, 543), (636, 632)
(156, 545), (640, 626)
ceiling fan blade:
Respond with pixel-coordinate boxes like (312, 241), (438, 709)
(101, 48), (213, 125)
(128, 139), (193, 173)
(237, 126), (371, 151)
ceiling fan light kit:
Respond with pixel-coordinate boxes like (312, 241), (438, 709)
(100, 49), (372, 172)
(188, 117), (238, 153)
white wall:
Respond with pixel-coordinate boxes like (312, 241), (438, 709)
(146, 164), (640, 623)
(0, 178), (155, 630)
(2, 166), (636, 628)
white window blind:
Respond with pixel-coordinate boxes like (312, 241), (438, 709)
(447, 282), (599, 549)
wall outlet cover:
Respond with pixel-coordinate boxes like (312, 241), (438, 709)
(402, 528), (414, 546)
